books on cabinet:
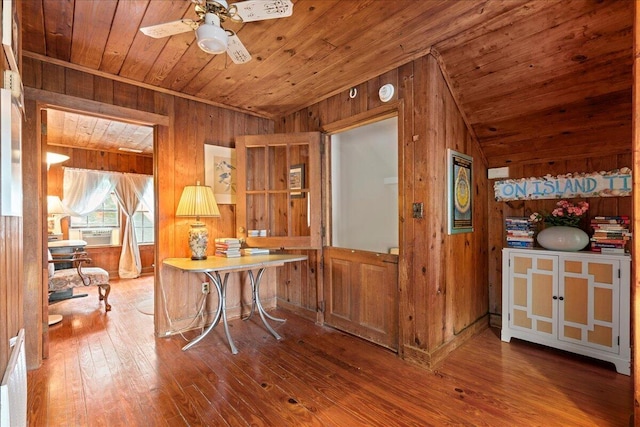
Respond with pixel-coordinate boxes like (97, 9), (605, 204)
(590, 216), (631, 254)
(505, 217), (535, 248)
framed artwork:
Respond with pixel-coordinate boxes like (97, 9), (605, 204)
(447, 149), (472, 234)
(204, 144), (236, 204)
(1, 88), (22, 216)
(289, 163), (305, 198)
(2, 0), (18, 72)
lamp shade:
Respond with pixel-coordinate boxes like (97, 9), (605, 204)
(47, 195), (67, 215)
(176, 182), (220, 220)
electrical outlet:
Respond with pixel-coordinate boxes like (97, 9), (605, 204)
(201, 282), (210, 294)
(412, 202), (424, 219)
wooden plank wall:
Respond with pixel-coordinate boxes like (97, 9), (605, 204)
(160, 95), (273, 335)
(633, 0), (639, 420)
(487, 154), (632, 327)
(20, 57), (274, 367)
(46, 147), (154, 277)
(0, 0), (24, 375)
(276, 54), (490, 367)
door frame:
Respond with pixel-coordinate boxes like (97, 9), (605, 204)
(24, 87), (168, 366)
(320, 102), (405, 343)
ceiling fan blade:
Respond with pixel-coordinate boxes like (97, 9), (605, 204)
(231, 0), (293, 23)
(226, 33), (252, 64)
(140, 19), (199, 38)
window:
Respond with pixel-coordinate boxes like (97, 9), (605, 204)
(70, 193), (119, 228)
(63, 169), (154, 247)
(330, 117), (398, 253)
(69, 193), (120, 246)
(133, 205), (154, 244)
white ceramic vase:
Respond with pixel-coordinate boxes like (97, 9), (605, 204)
(536, 226), (589, 252)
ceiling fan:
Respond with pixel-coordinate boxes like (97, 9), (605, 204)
(140, 0), (294, 64)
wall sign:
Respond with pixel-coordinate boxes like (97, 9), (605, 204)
(494, 168), (631, 201)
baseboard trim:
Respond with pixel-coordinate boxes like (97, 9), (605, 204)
(401, 314), (489, 369)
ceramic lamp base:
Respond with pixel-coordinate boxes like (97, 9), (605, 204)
(188, 222), (209, 260)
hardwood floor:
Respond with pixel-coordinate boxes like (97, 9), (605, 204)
(28, 276), (632, 426)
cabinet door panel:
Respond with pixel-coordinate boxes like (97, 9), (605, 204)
(531, 272), (553, 319)
(588, 262), (613, 284)
(559, 257), (619, 353)
(268, 146), (288, 191)
(588, 324), (613, 347)
(593, 287), (613, 322)
(268, 193), (289, 236)
(236, 132), (321, 249)
(246, 147), (266, 191)
(563, 276), (588, 324)
(290, 196), (310, 237)
(245, 194), (267, 230)
(508, 253), (557, 336)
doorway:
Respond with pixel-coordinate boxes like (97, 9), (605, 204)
(43, 107), (156, 325)
(323, 116), (400, 350)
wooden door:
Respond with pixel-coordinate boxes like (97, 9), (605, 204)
(323, 247), (398, 351)
(507, 252), (558, 337)
(558, 256), (620, 353)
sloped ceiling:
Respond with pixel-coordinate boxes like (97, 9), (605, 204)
(21, 0), (633, 167)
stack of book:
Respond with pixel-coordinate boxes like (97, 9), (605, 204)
(241, 248), (270, 256)
(590, 216), (631, 254)
(505, 217), (536, 248)
(214, 238), (241, 257)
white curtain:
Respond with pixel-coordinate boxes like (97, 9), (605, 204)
(63, 169), (116, 216)
(135, 175), (154, 219)
(113, 174), (153, 278)
(63, 168), (153, 279)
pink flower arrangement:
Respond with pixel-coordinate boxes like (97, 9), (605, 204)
(530, 200), (589, 228)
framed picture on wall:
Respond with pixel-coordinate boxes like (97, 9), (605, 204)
(289, 163), (305, 198)
(1, 88), (22, 216)
(2, 0), (19, 72)
(204, 144), (236, 204)
(447, 149), (472, 234)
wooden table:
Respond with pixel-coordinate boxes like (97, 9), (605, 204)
(163, 254), (307, 354)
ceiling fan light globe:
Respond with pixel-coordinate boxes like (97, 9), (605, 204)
(196, 24), (228, 54)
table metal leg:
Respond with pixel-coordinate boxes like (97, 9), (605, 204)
(247, 268), (286, 340)
(182, 271), (223, 351)
(181, 267), (283, 354)
(242, 271), (258, 321)
(219, 272), (238, 354)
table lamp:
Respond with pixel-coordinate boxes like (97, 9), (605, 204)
(175, 181), (220, 260)
(47, 195), (69, 235)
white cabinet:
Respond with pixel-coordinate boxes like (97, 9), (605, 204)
(501, 248), (630, 375)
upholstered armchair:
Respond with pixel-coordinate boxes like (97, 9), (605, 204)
(48, 250), (111, 312)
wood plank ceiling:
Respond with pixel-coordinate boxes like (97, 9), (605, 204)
(46, 109), (154, 155)
(21, 0), (633, 167)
